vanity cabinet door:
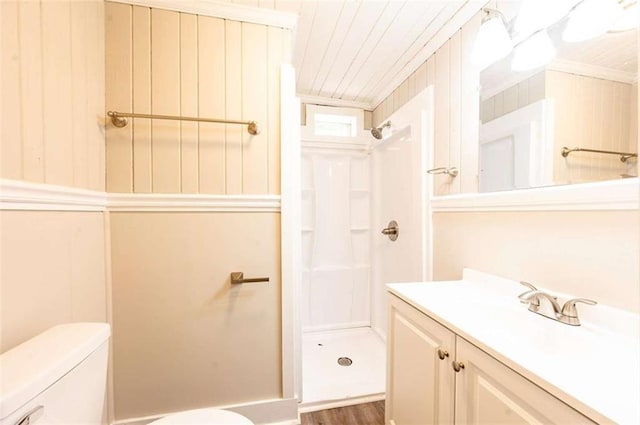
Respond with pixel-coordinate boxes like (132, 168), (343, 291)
(386, 295), (456, 425)
(454, 338), (595, 425)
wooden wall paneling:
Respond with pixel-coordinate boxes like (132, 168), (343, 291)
(18, 1), (45, 183)
(180, 12), (199, 193)
(517, 79), (529, 109)
(618, 83), (632, 151)
(503, 84), (518, 116)
(87, 0), (105, 191)
(242, 23), (269, 194)
(198, 16), (226, 194)
(528, 71), (545, 103)
(433, 41), (450, 196)
(151, 9), (181, 193)
(480, 97), (494, 123)
(105, 2), (133, 192)
(364, 111), (373, 131)
(629, 84), (638, 151)
(225, 20), (243, 194)
(282, 25), (292, 64)
(414, 61), (428, 98)
(42, 0), (73, 186)
(548, 71), (569, 184)
(460, 14), (480, 193)
(132, 6), (152, 193)
(372, 106), (381, 127)
(398, 80), (409, 112)
(448, 31), (461, 194)
(407, 67), (417, 99)
(493, 92), (504, 118)
(1, 0), (22, 180)
(597, 79), (611, 180)
(71, 1), (89, 189)
(267, 27), (284, 194)
(426, 55), (435, 88)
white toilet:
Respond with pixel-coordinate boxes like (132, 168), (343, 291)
(0, 323), (254, 425)
(150, 408), (254, 424)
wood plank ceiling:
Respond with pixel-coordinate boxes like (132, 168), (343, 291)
(224, 0), (469, 108)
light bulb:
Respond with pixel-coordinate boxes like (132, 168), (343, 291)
(471, 12), (513, 71)
(512, 30), (557, 71)
(563, 0), (625, 42)
(514, 0), (577, 37)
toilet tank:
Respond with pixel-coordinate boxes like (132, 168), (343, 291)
(0, 323), (110, 425)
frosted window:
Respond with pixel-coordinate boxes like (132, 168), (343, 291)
(314, 113), (357, 137)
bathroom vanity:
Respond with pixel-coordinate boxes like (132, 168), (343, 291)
(385, 270), (640, 425)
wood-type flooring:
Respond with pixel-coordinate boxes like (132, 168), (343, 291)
(300, 401), (385, 425)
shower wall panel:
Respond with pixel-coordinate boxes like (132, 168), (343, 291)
(301, 149), (371, 331)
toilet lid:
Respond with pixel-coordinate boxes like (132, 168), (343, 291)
(151, 408), (254, 425)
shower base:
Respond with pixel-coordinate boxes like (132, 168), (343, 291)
(299, 327), (386, 412)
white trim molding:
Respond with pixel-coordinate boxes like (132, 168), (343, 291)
(549, 59), (638, 85)
(299, 94), (372, 111)
(112, 398), (299, 425)
(108, 0), (298, 29)
(108, 193), (281, 212)
(431, 178), (639, 212)
(0, 179), (107, 211)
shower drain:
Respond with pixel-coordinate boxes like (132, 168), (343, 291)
(337, 357), (353, 366)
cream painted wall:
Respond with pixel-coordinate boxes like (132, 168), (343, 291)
(433, 210), (640, 313)
(0, 211), (107, 352)
(109, 212), (281, 420)
(0, 0), (107, 355)
(105, 1), (291, 194)
(1, 0), (105, 190)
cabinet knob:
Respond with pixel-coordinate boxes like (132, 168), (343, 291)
(437, 349), (449, 360)
(452, 361), (465, 372)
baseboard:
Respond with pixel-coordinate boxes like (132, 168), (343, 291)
(113, 398), (299, 425)
(298, 393), (385, 413)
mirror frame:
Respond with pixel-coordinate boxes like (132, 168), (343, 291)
(430, 178), (639, 212)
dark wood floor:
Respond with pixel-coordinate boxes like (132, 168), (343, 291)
(300, 401), (385, 425)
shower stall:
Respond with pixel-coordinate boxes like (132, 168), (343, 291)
(297, 90), (433, 411)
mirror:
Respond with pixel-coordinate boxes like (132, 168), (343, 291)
(478, 7), (638, 193)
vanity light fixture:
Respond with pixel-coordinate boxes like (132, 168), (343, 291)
(513, 0), (577, 37)
(471, 8), (513, 71)
(512, 29), (557, 71)
(563, 0), (625, 42)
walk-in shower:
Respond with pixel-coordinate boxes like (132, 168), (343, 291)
(298, 89), (433, 412)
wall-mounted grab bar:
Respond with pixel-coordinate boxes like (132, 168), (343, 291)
(427, 167), (459, 177)
(107, 111), (260, 135)
(230, 272), (269, 284)
(561, 147), (637, 162)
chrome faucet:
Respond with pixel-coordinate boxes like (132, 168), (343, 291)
(518, 282), (597, 326)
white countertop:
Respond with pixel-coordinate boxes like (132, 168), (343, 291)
(387, 269), (640, 425)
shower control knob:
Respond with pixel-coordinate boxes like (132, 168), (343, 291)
(381, 220), (399, 241)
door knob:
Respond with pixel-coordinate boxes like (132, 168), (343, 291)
(452, 361), (465, 372)
(381, 220), (399, 241)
